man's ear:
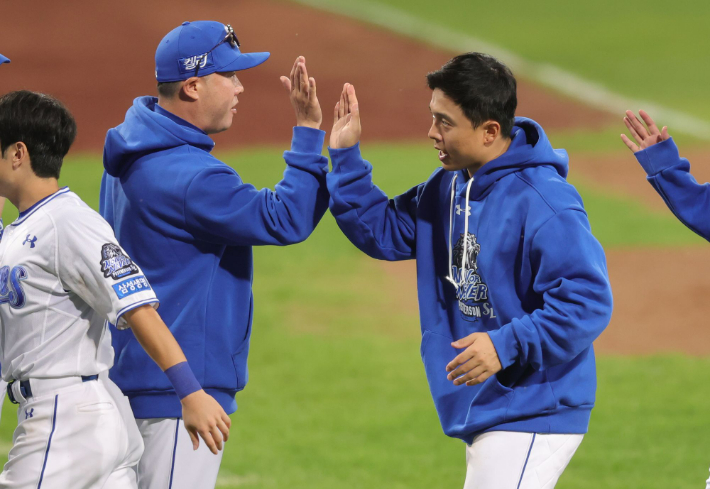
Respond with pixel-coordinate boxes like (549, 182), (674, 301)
(8, 142), (28, 170)
(482, 121), (502, 145)
(180, 78), (200, 102)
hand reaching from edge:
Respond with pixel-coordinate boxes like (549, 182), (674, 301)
(621, 110), (670, 153)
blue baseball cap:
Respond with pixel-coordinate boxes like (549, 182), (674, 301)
(0, 54), (10, 65)
(155, 21), (270, 83)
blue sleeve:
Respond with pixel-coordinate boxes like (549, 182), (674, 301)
(635, 137), (710, 240)
(327, 143), (418, 261)
(184, 127), (329, 246)
(487, 209), (613, 370)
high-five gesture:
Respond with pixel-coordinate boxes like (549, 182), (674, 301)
(280, 56), (322, 129)
(621, 110), (670, 153)
(330, 83), (361, 149)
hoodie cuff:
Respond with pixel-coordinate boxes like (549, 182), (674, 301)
(634, 137), (681, 176)
(487, 325), (520, 370)
(291, 126), (326, 154)
(328, 143), (365, 170)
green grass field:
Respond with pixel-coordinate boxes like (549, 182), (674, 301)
(0, 147), (707, 488)
(292, 0), (710, 122)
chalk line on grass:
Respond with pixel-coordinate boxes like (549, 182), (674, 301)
(292, 0), (710, 141)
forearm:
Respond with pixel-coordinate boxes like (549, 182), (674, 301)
(123, 305), (187, 371)
(636, 138), (710, 240)
(327, 144), (417, 260)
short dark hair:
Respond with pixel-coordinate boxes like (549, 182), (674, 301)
(0, 90), (77, 179)
(157, 81), (182, 99)
(427, 53), (517, 137)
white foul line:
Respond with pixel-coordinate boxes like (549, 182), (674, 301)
(291, 0), (710, 141)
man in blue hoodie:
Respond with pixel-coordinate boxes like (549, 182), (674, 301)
(100, 21), (329, 489)
(328, 53), (613, 488)
(621, 109), (710, 489)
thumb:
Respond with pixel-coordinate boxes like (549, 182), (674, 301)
(661, 126), (670, 140)
(280, 76), (291, 91)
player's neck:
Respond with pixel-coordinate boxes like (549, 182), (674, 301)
(15, 179), (60, 214)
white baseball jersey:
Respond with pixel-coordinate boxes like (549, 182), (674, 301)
(0, 187), (158, 381)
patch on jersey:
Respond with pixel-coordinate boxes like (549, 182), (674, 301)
(100, 243), (139, 280)
(112, 275), (152, 299)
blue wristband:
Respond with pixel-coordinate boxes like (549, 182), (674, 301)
(164, 361), (201, 400)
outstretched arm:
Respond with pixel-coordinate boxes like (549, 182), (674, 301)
(327, 83), (418, 261)
(185, 56), (329, 247)
(622, 110), (710, 240)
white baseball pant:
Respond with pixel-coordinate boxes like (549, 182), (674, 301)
(0, 374), (142, 488)
(464, 431), (584, 489)
(135, 417), (224, 489)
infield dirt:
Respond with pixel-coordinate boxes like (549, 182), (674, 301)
(1, 0), (708, 355)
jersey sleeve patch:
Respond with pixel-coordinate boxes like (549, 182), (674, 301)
(100, 243), (139, 280)
(112, 275), (152, 299)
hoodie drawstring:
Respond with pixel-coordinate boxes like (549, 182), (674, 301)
(447, 174), (474, 288)
(446, 174), (458, 287)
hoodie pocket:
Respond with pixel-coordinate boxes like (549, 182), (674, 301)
(421, 330), (513, 439)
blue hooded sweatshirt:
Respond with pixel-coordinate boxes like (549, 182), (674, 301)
(634, 137), (710, 240)
(327, 117), (613, 443)
(101, 96), (329, 418)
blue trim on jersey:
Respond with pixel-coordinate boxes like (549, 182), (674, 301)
(516, 433), (536, 489)
(12, 187), (70, 226)
(115, 298), (160, 324)
(168, 419), (180, 489)
(37, 395), (59, 488)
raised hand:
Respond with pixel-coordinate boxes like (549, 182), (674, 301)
(280, 56), (322, 129)
(621, 110), (670, 153)
(445, 333), (502, 386)
(181, 390), (232, 455)
(330, 83), (361, 149)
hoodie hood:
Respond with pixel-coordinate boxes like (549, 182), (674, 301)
(104, 96), (215, 177)
(455, 117), (569, 198)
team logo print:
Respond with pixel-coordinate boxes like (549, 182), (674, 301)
(0, 265), (28, 309)
(100, 243), (139, 280)
(449, 233), (495, 321)
(25, 408), (33, 419)
(112, 275), (152, 299)
(178, 52), (214, 74)
(22, 234), (37, 248)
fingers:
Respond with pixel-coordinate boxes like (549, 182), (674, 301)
(347, 84), (359, 122)
(199, 427), (219, 455)
(338, 85), (346, 119)
(209, 423), (224, 452)
(298, 58), (309, 95)
(638, 110), (660, 136)
(445, 347), (476, 373)
(450, 332), (478, 351)
(625, 110), (649, 140)
(465, 369), (493, 387)
(187, 427), (199, 451)
(289, 57), (299, 92)
(217, 416), (231, 443)
(446, 357), (480, 382)
(279, 76), (291, 92)
(661, 126), (670, 141)
(620, 134), (640, 153)
(623, 116), (643, 144)
(309, 77), (317, 99)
